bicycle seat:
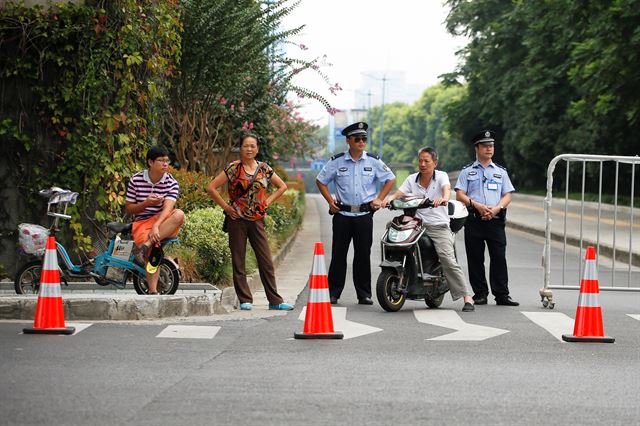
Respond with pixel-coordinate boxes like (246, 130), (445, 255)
(107, 222), (133, 233)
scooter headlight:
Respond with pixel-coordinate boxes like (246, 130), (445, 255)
(388, 227), (412, 242)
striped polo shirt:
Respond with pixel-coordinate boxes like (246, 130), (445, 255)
(126, 170), (180, 221)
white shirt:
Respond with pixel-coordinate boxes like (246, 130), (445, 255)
(398, 170), (450, 226)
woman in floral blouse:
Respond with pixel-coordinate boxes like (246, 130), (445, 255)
(207, 133), (293, 311)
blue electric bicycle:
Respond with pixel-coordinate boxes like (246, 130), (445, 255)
(14, 187), (180, 295)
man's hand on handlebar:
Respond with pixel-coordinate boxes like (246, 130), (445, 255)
(432, 198), (449, 207)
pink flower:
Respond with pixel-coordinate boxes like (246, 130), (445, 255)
(248, 122), (254, 129)
(242, 121), (249, 130)
(230, 104), (235, 111)
(326, 107), (340, 115)
(219, 97), (227, 105)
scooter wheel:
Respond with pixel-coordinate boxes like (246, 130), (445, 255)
(376, 270), (406, 312)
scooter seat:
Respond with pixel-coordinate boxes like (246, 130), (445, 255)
(107, 222), (133, 233)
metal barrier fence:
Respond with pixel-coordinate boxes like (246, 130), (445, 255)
(539, 154), (639, 309)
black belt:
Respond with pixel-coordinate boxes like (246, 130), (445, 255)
(337, 201), (372, 213)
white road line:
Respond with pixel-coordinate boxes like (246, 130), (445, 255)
(521, 311), (574, 342)
(627, 314), (640, 321)
(297, 307), (382, 340)
(414, 309), (509, 341)
(67, 322), (93, 335)
(156, 325), (221, 339)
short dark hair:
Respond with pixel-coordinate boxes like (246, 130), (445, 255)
(146, 145), (169, 165)
(418, 146), (438, 162)
(239, 132), (260, 146)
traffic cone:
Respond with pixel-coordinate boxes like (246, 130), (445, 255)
(562, 246), (614, 343)
(294, 242), (343, 339)
(23, 235), (75, 335)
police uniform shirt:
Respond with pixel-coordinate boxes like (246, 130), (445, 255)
(454, 160), (515, 206)
(398, 170), (450, 226)
(317, 151), (395, 217)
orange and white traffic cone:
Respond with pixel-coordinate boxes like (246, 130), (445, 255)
(23, 235), (75, 335)
(562, 246), (614, 343)
(294, 242), (343, 339)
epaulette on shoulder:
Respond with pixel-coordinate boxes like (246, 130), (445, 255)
(367, 153), (380, 160)
(330, 152), (345, 161)
(461, 162), (474, 169)
(494, 162), (508, 171)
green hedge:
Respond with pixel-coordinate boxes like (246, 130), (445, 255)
(171, 189), (304, 285)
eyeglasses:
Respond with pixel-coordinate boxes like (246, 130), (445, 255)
(351, 136), (367, 143)
(155, 158), (170, 164)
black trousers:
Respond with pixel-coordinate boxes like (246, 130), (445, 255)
(463, 216), (510, 299)
(328, 213), (373, 300)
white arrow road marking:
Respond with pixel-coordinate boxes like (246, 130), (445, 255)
(298, 307), (382, 340)
(156, 325), (221, 339)
(628, 314), (640, 321)
(67, 322), (93, 335)
(521, 312), (574, 342)
(413, 309), (509, 341)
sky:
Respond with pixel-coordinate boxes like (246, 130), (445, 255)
(282, 0), (467, 124)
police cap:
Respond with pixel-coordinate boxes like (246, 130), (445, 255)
(472, 130), (495, 145)
(341, 122), (368, 137)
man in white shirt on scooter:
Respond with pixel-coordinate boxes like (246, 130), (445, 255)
(384, 147), (475, 312)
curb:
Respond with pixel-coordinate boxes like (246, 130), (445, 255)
(0, 292), (224, 321)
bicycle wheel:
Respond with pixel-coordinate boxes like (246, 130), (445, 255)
(14, 260), (43, 294)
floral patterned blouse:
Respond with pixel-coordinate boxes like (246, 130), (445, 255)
(224, 160), (274, 221)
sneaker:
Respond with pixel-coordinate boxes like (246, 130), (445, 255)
(145, 244), (164, 274)
(239, 303), (252, 310)
(269, 303), (294, 310)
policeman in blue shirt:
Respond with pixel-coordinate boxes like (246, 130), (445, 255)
(316, 122), (396, 305)
(454, 130), (518, 306)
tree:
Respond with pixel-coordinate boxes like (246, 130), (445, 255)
(163, 0), (332, 175)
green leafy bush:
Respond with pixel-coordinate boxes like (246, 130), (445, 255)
(179, 207), (230, 284)
(267, 189), (304, 237)
(178, 191), (304, 285)
(170, 167), (215, 213)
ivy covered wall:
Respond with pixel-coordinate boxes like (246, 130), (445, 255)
(0, 0), (181, 274)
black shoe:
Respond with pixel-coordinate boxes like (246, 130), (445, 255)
(473, 296), (488, 305)
(496, 296), (519, 306)
(358, 297), (374, 305)
(330, 296), (338, 305)
(462, 302), (475, 312)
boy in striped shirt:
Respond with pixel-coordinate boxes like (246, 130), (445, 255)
(125, 146), (185, 294)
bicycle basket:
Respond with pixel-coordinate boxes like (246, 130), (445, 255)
(18, 223), (49, 255)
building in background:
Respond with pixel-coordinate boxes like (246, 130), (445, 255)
(327, 108), (368, 153)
